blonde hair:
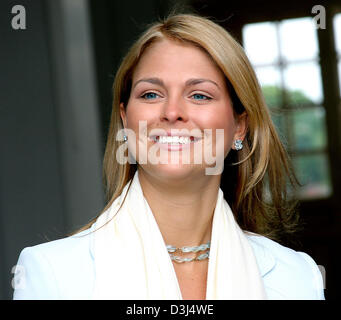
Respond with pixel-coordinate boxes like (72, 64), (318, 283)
(77, 13), (299, 243)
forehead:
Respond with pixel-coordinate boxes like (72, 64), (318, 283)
(132, 38), (226, 83)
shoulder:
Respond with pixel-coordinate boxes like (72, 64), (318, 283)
(29, 228), (92, 259)
(13, 229), (94, 299)
(246, 233), (325, 299)
(19, 228), (93, 268)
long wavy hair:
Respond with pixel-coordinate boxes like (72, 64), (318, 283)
(76, 13), (300, 244)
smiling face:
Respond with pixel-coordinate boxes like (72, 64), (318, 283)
(120, 38), (246, 180)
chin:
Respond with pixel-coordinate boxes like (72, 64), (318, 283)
(141, 162), (204, 182)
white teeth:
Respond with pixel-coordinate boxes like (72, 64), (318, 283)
(153, 136), (193, 144)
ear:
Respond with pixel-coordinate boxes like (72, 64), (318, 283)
(120, 102), (127, 128)
(233, 112), (248, 146)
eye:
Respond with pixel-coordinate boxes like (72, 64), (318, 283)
(140, 92), (160, 100)
(191, 93), (212, 101)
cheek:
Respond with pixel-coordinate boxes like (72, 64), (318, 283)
(125, 105), (153, 131)
(223, 114), (237, 144)
(197, 108), (236, 143)
(124, 104), (157, 151)
(125, 106), (139, 129)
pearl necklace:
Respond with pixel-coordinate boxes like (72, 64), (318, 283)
(166, 241), (210, 263)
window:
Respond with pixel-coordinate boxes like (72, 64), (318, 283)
(334, 13), (341, 95)
(242, 17), (332, 199)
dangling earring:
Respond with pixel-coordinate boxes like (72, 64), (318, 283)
(234, 139), (243, 151)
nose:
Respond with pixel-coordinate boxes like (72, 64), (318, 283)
(160, 95), (188, 123)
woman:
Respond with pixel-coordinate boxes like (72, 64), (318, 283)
(13, 14), (324, 300)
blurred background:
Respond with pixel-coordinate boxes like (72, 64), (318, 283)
(0, 0), (340, 299)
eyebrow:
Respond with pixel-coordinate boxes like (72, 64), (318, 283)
(185, 78), (220, 89)
(133, 78), (164, 89)
(132, 77), (220, 89)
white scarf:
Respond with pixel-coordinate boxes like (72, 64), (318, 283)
(91, 170), (267, 299)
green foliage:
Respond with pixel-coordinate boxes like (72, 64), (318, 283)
(261, 85), (330, 199)
(262, 85), (313, 108)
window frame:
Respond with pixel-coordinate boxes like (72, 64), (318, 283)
(242, 17), (332, 200)
(237, 5), (341, 219)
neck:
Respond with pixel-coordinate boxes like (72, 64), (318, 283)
(137, 167), (221, 247)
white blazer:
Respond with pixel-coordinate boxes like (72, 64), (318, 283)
(13, 228), (325, 300)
